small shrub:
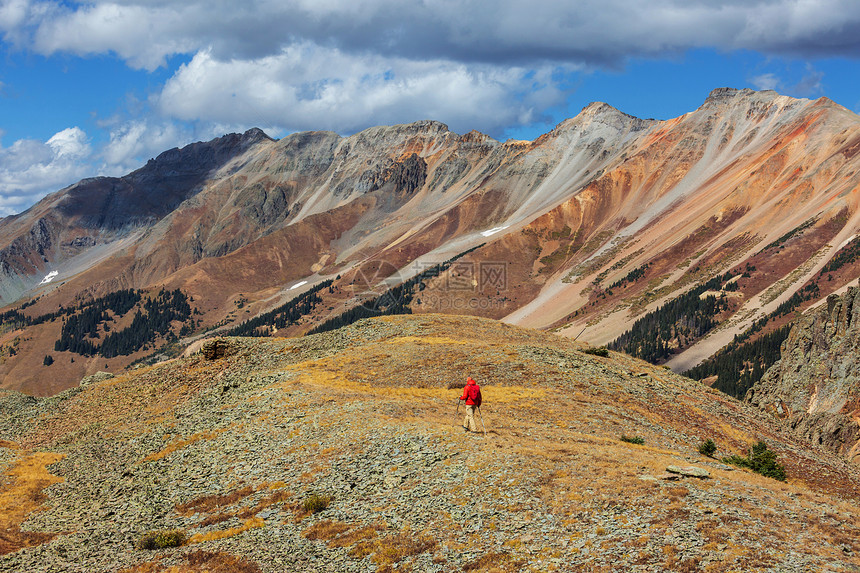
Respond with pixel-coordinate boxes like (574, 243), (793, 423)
(302, 492), (331, 514)
(620, 435), (645, 445)
(135, 528), (186, 550)
(722, 441), (786, 481)
(583, 346), (609, 357)
(698, 438), (717, 457)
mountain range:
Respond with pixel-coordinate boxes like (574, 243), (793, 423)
(1, 87), (859, 397)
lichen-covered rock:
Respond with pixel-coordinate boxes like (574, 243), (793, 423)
(201, 338), (233, 360)
(747, 286), (860, 459)
(79, 371), (114, 387)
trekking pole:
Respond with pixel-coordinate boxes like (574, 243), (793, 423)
(477, 406), (487, 434)
(454, 399), (461, 427)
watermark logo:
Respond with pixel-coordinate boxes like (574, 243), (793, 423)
(348, 259), (405, 311)
(480, 262), (507, 291)
(412, 261), (507, 292)
(346, 258), (508, 312)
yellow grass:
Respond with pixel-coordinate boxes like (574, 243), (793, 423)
(0, 450), (65, 518)
(383, 336), (471, 346)
(142, 429), (225, 462)
(0, 449), (64, 554)
(188, 516), (264, 543)
(303, 519), (352, 540)
(272, 359), (546, 405)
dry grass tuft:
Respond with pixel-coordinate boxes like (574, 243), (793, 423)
(180, 551), (263, 573)
(176, 485), (255, 516)
(332, 524), (384, 550)
(143, 430), (224, 462)
(350, 527), (438, 569)
(119, 551), (262, 573)
(117, 562), (163, 573)
(463, 551), (526, 572)
(188, 516), (264, 544)
(303, 519), (352, 541)
(198, 488), (292, 528)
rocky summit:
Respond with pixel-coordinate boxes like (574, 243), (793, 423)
(1, 314), (859, 572)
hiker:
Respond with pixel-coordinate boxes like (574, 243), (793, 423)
(459, 376), (482, 432)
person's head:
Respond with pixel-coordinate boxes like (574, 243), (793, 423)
(467, 376), (475, 384)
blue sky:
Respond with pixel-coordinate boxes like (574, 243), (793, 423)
(1, 0), (859, 216)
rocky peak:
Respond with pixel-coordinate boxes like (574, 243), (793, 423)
(241, 127), (274, 143)
(580, 101), (625, 116)
(699, 87), (782, 110)
(547, 101), (652, 141)
(459, 129), (496, 145)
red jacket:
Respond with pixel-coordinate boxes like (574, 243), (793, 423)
(460, 377), (482, 406)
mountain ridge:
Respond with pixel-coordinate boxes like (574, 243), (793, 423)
(0, 87), (859, 396)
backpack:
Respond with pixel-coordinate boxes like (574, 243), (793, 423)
(468, 384), (482, 406)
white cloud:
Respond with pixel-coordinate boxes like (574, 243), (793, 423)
(748, 63), (825, 98)
(749, 73), (781, 91)
(31, 2), (197, 70)
(47, 126), (89, 158)
(1, 0), (853, 137)
(158, 45), (571, 136)
(0, 126), (92, 216)
(0, 0), (30, 31)
(99, 120), (190, 175)
(1, 1), (858, 139)
(792, 63), (824, 96)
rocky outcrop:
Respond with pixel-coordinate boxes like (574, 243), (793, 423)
(747, 287), (860, 459)
(200, 338), (235, 360)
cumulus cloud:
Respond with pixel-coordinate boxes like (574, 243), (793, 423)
(6, 1), (860, 68)
(0, 127), (92, 216)
(158, 46), (570, 136)
(792, 63), (824, 97)
(1, 0), (858, 139)
(99, 120), (191, 175)
(748, 63), (826, 98)
(749, 73), (781, 91)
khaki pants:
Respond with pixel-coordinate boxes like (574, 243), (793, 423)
(463, 405), (478, 431)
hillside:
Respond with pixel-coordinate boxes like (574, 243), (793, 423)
(1, 88), (859, 398)
(1, 315), (859, 571)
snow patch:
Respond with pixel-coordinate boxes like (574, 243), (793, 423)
(289, 280), (309, 290)
(481, 226), (509, 237)
(39, 271), (59, 285)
